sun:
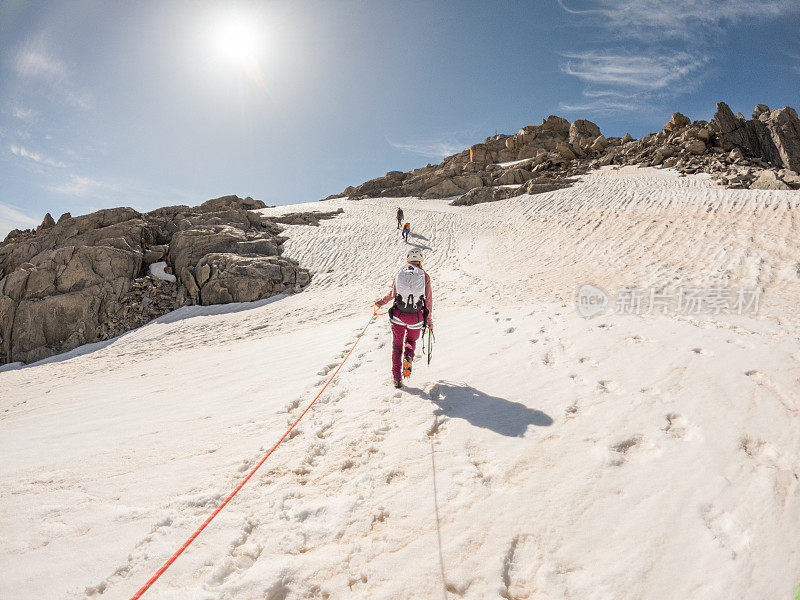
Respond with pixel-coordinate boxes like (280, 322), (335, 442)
(212, 13), (261, 66)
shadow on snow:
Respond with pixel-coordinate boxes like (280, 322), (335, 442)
(405, 381), (553, 437)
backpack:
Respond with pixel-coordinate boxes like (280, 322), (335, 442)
(394, 265), (426, 313)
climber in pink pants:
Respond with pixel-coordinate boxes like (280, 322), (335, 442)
(375, 248), (433, 388)
(390, 311), (424, 381)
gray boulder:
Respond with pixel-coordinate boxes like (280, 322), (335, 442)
(749, 170), (792, 190)
(664, 112), (691, 132)
(712, 102), (800, 172)
(450, 186), (522, 206)
(568, 120), (602, 144)
(198, 253), (309, 305)
(0, 195), (312, 364)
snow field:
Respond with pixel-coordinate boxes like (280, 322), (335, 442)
(1, 166), (799, 599)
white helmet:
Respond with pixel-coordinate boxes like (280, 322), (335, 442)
(406, 248), (423, 263)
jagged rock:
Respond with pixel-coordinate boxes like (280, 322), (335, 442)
(570, 143), (587, 159)
(0, 195), (311, 364)
(450, 186), (521, 206)
(541, 115), (570, 133)
(569, 120), (601, 144)
(274, 208), (343, 226)
(57, 212), (71, 224)
(198, 253), (308, 305)
(199, 195), (266, 213)
(168, 227), (246, 275)
(665, 112), (691, 132)
(662, 156), (680, 169)
(599, 149), (616, 166)
(555, 143), (576, 161)
(765, 106), (800, 173)
(180, 267), (199, 299)
(521, 175), (578, 195)
(685, 139), (706, 155)
(729, 148), (745, 162)
(469, 143), (491, 164)
(453, 173), (484, 191)
(143, 245), (166, 264)
(37, 213), (56, 231)
(750, 170), (792, 190)
(778, 169), (800, 189)
(195, 262), (211, 286)
(651, 146), (675, 165)
(237, 239), (280, 256)
(330, 101), (799, 204)
(712, 102), (800, 172)
(753, 104), (770, 119)
(422, 177), (465, 199)
(590, 135), (607, 152)
(496, 168), (532, 186)
(684, 127), (711, 143)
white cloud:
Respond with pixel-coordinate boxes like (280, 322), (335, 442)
(9, 144), (66, 168)
(387, 138), (466, 160)
(581, 89), (630, 98)
(556, 0), (798, 113)
(48, 174), (112, 198)
(12, 41), (91, 108)
(560, 52), (707, 90)
(558, 0), (800, 40)
(14, 48), (67, 81)
(12, 106), (36, 120)
(0, 202), (40, 240)
(558, 98), (648, 113)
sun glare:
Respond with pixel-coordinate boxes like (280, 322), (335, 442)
(212, 14), (261, 66)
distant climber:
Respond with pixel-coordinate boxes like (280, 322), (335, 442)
(402, 221), (411, 242)
(396, 208), (404, 229)
(375, 248), (433, 388)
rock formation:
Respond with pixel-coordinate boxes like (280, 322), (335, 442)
(329, 101), (800, 206)
(274, 207), (344, 226)
(0, 195), (318, 364)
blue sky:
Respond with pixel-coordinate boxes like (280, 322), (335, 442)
(1, 0), (799, 237)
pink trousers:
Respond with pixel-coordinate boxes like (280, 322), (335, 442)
(391, 310), (424, 380)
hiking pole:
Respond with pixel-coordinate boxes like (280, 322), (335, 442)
(426, 325), (435, 365)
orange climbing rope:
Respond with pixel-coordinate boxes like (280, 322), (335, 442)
(129, 307), (385, 599)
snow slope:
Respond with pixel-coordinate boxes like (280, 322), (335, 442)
(1, 167), (799, 599)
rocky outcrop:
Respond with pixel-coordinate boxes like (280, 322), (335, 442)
(329, 101), (799, 208)
(274, 208), (344, 226)
(711, 102), (800, 173)
(569, 120), (602, 144)
(327, 115), (603, 201)
(0, 195), (320, 364)
(451, 174), (577, 206)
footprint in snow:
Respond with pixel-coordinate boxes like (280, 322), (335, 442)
(745, 370), (799, 413)
(317, 363), (338, 376)
(692, 347), (713, 355)
(597, 379), (620, 393)
(608, 435), (643, 466)
(663, 413), (688, 438)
